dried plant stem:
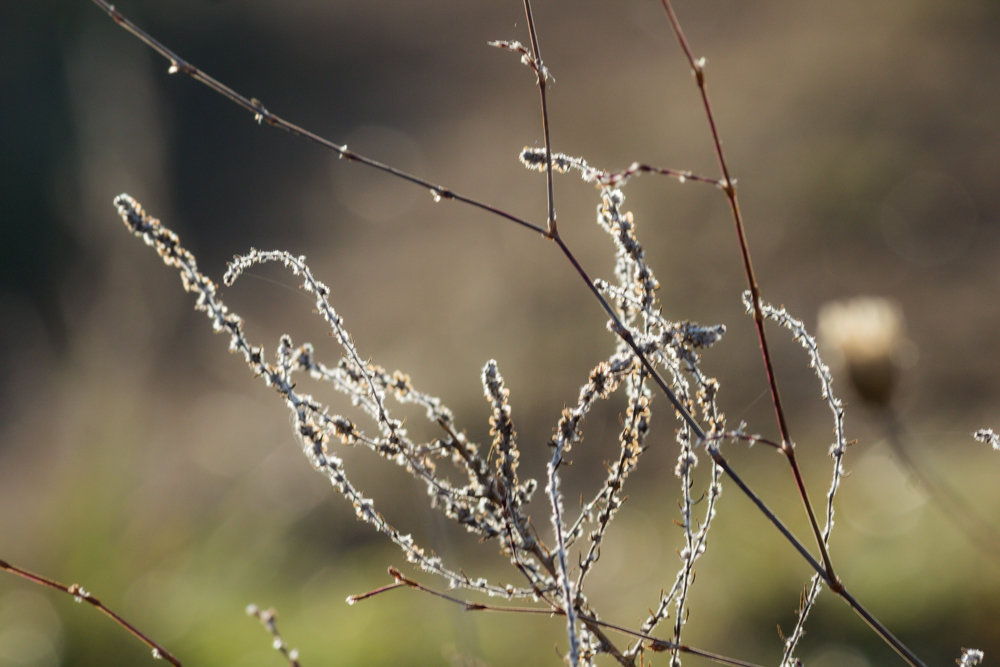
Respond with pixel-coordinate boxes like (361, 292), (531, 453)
(536, 162), (919, 665)
(245, 605), (301, 667)
(88, 0), (546, 236)
(355, 567), (764, 667)
(657, 0), (837, 592)
(704, 447), (924, 667)
(0, 558), (181, 666)
(518, 10), (579, 660)
(522, 0), (557, 236)
(599, 163), (721, 188)
(92, 3), (932, 664)
(755, 297), (848, 665)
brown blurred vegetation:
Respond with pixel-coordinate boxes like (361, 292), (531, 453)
(2, 0), (999, 664)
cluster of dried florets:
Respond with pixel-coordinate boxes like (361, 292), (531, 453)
(113, 124), (743, 661)
(82, 1), (990, 665)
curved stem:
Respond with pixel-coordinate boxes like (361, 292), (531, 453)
(89, 0), (548, 238)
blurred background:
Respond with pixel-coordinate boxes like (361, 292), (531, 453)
(2, 0), (999, 664)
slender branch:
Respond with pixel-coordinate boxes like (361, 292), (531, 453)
(518, 146), (720, 189)
(839, 586), (929, 667)
(0, 557), (181, 666)
(577, 614), (763, 667)
(522, 0), (557, 236)
(706, 430), (783, 451)
(88, 0), (547, 237)
(657, 0), (837, 590)
(521, 6), (577, 660)
(356, 567), (763, 667)
(598, 162), (724, 188)
(245, 605), (301, 667)
(704, 445), (926, 667)
(345, 580), (406, 605)
(704, 446), (826, 576)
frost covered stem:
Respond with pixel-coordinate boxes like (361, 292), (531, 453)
(546, 447), (580, 665)
(551, 235), (703, 438)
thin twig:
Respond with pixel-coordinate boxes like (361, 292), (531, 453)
(753, 296), (848, 665)
(704, 445), (926, 667)
(245, 605), (301, 667)
(88, 0), (547, 237)
(657, 0), (838, 595)
(598, 162), (723, 188)
(355, 567), (763, 667)
(518, 146), (719, 189)
(522, 0), (557, 237)
(0, 558), (180, 666)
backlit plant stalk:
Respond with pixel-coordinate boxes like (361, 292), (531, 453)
(36, 1), (991, 665)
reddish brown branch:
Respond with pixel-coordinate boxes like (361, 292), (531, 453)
(657, 0), (837, 590)
(354, 567), (763, 667)
(0, 557), (181, 666)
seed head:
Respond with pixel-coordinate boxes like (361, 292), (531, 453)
(817, 296), (910, 407)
